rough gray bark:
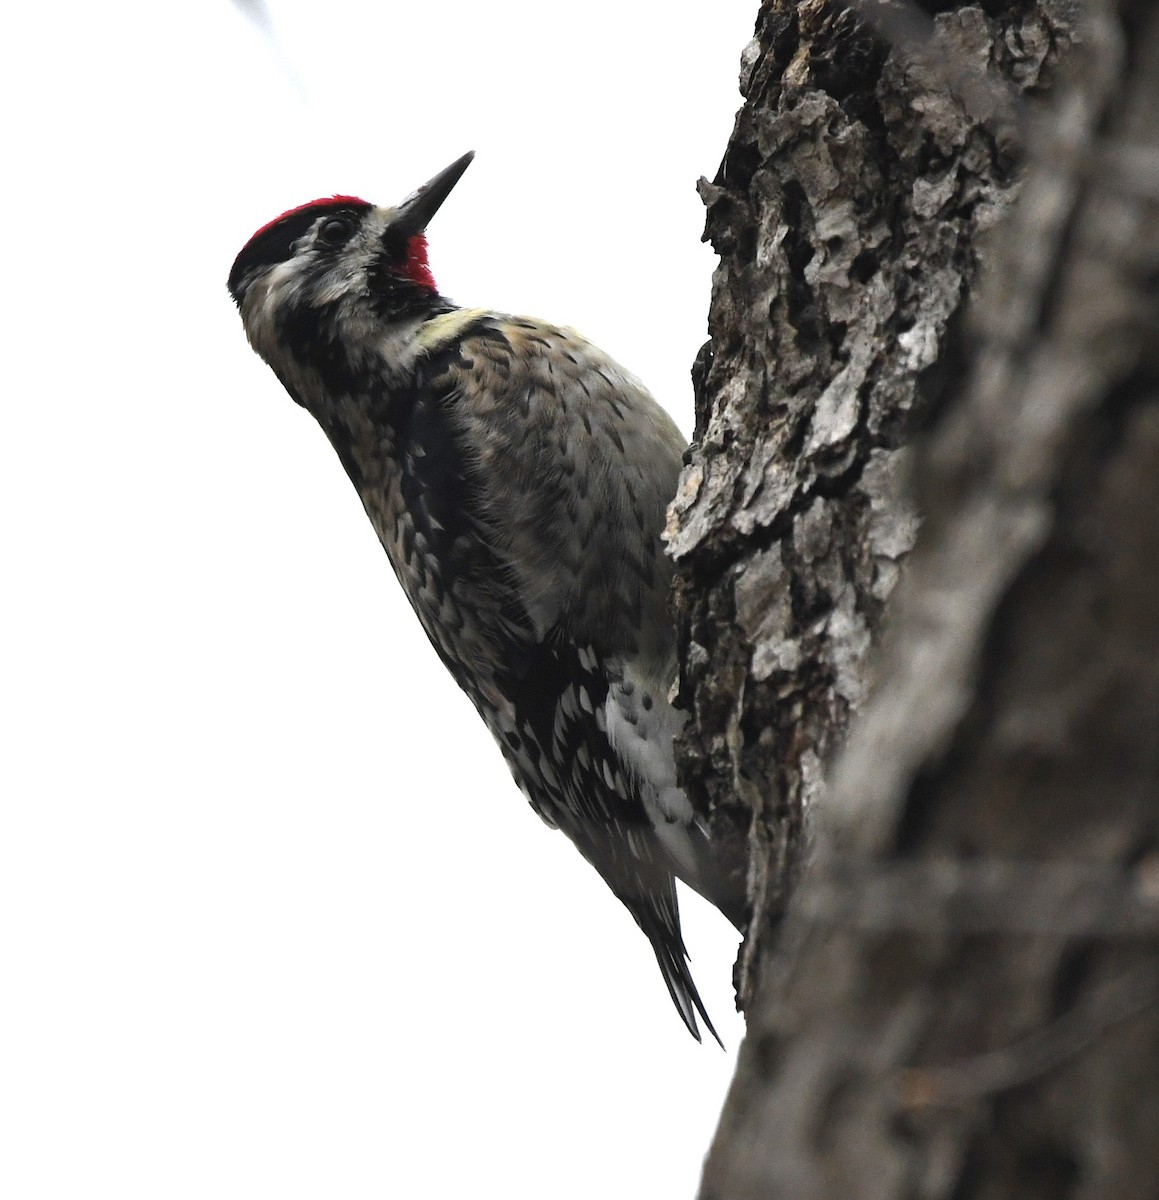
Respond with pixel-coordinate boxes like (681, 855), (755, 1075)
(671, 0), (1159, 1194)
(669, 0), (1077, 1002)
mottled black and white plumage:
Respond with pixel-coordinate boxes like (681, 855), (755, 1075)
(227, 153), (743, 1040)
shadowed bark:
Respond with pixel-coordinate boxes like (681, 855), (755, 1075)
(672, 0), (1159, 1194)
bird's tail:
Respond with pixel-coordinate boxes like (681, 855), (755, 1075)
(633, 890), (722, 1047)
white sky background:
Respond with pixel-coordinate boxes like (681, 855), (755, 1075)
(2, 2), (757, 1196)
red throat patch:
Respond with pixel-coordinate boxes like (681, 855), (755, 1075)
(404, 233), (437, 291)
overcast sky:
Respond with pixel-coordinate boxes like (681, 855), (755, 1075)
(2, 3), (757, 1196)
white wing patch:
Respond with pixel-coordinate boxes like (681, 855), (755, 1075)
(604, 659), (700, 878)
(416, 307), (493, 352)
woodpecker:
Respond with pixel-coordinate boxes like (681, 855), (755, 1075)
(227, 153), (743, 1041)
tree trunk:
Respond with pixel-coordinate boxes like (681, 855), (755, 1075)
(672, 0), (1159, 1194)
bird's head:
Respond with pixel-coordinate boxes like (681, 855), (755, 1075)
(227, 152), (474, 400)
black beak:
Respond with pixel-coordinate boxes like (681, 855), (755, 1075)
(391, 152), (475, 239)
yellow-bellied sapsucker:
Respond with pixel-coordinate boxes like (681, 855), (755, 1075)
(227, 153), (743, 1040)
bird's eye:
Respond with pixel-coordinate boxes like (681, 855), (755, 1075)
(318, 216), (353, 246)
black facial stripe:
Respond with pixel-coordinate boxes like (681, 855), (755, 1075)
(227, 201), (372, 301)
(380, 226), (410, 265)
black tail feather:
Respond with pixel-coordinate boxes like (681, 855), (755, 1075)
(633, 889), (722, 1046)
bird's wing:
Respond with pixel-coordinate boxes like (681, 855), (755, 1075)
(429, 316), (686, 654)
(406, 316), (717, 1039)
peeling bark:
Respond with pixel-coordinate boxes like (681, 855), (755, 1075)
(680, 0), (1159, 1195)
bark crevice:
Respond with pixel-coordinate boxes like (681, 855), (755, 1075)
(673, 0), (1159, 1194)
